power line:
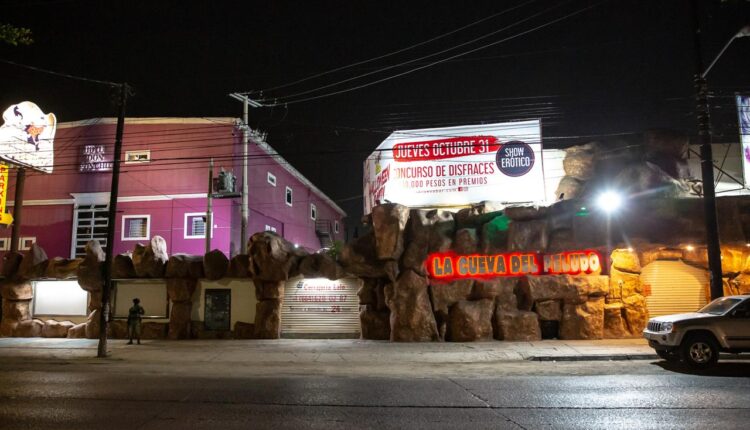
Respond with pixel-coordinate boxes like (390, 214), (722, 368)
(266, 1), (608, 107)
(251, 0), (538, 95)
(269, 1), (572, 103)
(0, 59), (119, 87)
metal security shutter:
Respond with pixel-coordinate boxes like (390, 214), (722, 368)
(641, 260), (709, 317)
(281, 277), (361, 336)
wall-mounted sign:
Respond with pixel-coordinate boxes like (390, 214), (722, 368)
(363, 120), (544, 212)
(737, 95), (750, 187)
(79, 144), (113, 172)
(426, 250), (601, 281)
(0, 163), (12, 225)
(0, 102), (56, 173)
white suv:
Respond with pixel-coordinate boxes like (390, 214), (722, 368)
(643, 295), (750, 368)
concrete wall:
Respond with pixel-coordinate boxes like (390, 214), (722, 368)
(190, 279), (257, 328)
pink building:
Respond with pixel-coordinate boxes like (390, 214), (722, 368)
(0, 118), (346, 258)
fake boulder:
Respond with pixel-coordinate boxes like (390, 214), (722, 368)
(132, 236), (169, 278)
(447, 299), (494, 342)
(560, 297), (605, 340)
(248, 232), (304, 281)
(493, 310), (541, 341)
(384, 269), (439, 342)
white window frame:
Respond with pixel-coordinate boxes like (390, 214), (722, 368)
(125, 150), (151, 164)
(122, 215), (150, 241)
(0, 237), (9, 251)
(310, 203), (317, 220)
(19, 237), (36, 251)
(184, 212), (213, 239)
(267, 172), (277, 187)
(285, 186), (293, 207)
(334, 220), (340, 234)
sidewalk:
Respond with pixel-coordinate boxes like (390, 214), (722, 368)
(0, 337), (655, 362)
(0, 337), (662, 378)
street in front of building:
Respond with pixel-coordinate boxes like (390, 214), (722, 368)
(1, 338), (749, 429)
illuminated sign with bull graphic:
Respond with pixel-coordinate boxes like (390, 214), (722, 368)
(0, 101), (57, 173)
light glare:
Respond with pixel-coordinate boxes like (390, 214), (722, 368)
(596, 191), (623, 213)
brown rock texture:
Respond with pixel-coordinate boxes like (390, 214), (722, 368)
(85, 309), (100, 339)
(203, 249), (229, 280)
(555, 176), (583, 201)
(471, 278), (518, 301)
(447, 299), (494, 342)
(339, 232), (391, 279)
(560, 297), (605, 340)
(254, 299), (282, 339)
(166, 278), (198, 302)
(610, 248), (641, 273)
(563, 143), (597, 180)
(603, 303), (629, 338)
(109, 320), (129, 339)
(359, 305), (391, 340)
(66, 323), (87, 338)
(1, 252), (23, 279)
(0, 319), (18, 337)
(42, 320), (74, 338)
(508, 219), (548, 252)
(141, 322), (168, 339)
(453, 228), (479, 255)
(371, 203), (410, 260)
(168, 301), (193, 339)
(504, 205), (549, 221)
(228, 254), (251, 278)
(622, 294), (648, 336)
(3, 299), (31, 321)
(429, 280), (474, 315)
(298, 253), (344, 280)
(494, 310), (541, 341)
(255, 281), (285, 300)
(233, 321), (255, 339)
(45, 257), (82, 279)
(384, 270), (439, 342)
(609, 268), (642, 299)
(19, 243), (48, 279)
(401, 209), (454, 274)
(519, 275), (609, 310)
(165, 254), (205, 278)
(248, 231), (304, 281)
(112, 253), (137, 278)
(0, 280), (32, 300)
(733, 273), (750, 295)
(132, 236), (169, 278)
(77, 240), (106, 292)
(14, 319), (44, 337)
(535, 300), (562, 321)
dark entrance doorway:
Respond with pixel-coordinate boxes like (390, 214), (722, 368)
(204, 289), (231, 331)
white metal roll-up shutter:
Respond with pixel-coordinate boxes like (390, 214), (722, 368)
(281, 277), (361, 335)
(641, 260), (709, 317)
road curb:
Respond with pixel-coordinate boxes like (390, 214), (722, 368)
(527, 354), (658, 362)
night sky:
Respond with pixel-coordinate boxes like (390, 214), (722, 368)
(1, 0), (749, 227)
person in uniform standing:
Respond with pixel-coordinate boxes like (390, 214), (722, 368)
(127, 298), (145, 345)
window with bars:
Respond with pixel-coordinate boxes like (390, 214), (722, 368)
(285, 186), (293, 206)
(122, 215), (150, 241)
(73, 204), (109, 258)
(185, 213), (208, 239)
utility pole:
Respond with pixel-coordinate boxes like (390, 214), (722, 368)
(228, 93), (263, 254)
(9, 167), (25, 252)
(691, 0), (723, 300)
(206, 158), (213, 254)
(98, 83), (128, 358)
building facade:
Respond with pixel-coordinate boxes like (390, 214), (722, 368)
(0, 117), (346, 259)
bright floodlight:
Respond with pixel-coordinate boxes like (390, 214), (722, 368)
(596, 191), (622, 213)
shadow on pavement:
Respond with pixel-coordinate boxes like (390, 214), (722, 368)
(653, 360), (750, 377)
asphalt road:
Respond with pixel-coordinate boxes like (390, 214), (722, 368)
(2, 359), (750, 430)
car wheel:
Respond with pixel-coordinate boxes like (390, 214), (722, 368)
(680, 334), (719, 369)
(656, 349), (680, 362)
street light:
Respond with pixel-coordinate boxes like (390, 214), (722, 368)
(691, 0), (749, 300)
(596, 190), (623, 214)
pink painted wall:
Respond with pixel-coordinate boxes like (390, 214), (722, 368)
(1, 119), (346, 259)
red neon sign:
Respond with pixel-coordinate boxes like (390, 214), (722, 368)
(426, 250), (601, 281)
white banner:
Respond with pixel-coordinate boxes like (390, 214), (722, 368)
(738, 95), (750, 188)
(0, 101), (56, 173)
(364, 120), (544, 212)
